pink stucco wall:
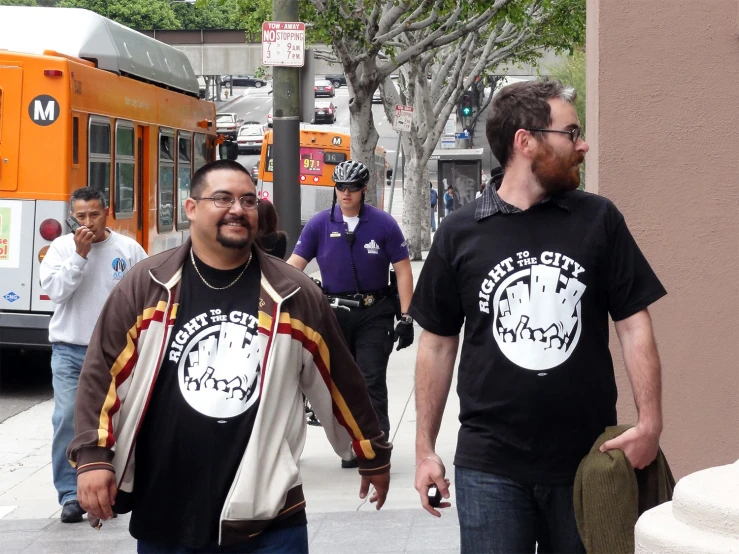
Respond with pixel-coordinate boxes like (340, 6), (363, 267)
(586, 0), (739, 478)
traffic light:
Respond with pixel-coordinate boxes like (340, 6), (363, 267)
(460, 94), (472, 117)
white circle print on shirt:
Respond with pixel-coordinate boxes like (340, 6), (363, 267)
(171, 311), (262, 418)
(481, 250), (587, 371)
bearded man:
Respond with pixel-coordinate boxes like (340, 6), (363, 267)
(409, 80), (666, 554)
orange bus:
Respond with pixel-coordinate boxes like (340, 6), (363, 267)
(257, 125), (388, 223)
(0, 6), (218, 348)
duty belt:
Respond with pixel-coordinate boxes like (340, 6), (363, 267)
(327, 291), (389, 308)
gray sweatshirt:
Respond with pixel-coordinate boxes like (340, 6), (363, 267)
(39, 229), (147, 345)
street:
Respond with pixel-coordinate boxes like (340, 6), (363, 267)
(220, 84), (407, 179)
(0, 350), (52, 424)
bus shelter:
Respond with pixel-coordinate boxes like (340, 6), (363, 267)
(430, 148), (484, 217)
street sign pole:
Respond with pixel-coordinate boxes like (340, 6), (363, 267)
(265, 7), (303, 255)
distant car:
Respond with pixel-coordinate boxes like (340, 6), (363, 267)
(314, 80), (335, 98)
(324, 74), (346, 88)
(223, 75), (268, 88)
(312, 101), (336, 124)
(267, 108), (273, 127)
(216, 112), (243, 140)
(372, 89), (382, 104)
(236, 123), (266, 153)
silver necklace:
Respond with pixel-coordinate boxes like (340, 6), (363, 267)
(190, 248), (252, 290)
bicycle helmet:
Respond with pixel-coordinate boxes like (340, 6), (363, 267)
(330, 160), (370, 221)
(332, 160), (370, 185)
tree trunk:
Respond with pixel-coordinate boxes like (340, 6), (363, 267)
(348, 81), (380, 207)
(402, 155), (430, 261)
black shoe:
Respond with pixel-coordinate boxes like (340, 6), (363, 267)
(341, 457), (359, 469)
(60, 500), (85, 523)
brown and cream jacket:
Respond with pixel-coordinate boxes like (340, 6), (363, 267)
(67, 240), (391, 545)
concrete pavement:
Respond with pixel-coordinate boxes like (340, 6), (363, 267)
(0, 189), (464, 552)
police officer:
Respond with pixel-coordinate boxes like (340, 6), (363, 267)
(288, 160), (414, 466)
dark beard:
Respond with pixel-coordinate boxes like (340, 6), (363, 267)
(531, 143), (584, 194)
(216, 216), (252, 249)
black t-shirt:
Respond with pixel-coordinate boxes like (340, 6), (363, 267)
(130, 250), (304, 548)
(409, 191), (666, 485)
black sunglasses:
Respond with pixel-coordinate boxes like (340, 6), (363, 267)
(335, 183), (364, 193)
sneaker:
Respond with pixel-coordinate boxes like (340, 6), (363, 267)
(60, 500), (85, 523)
(341, 457), (359, 469)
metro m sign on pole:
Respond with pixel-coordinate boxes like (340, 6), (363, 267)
(262, 22), (305, 67)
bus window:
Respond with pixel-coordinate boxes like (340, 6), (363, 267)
(158, 129), (175, 232)
(115, 121), (135, 218)
(89, 118), (111, 203)
(72, 117), (79, 165)
(193, 133), (207, 173)
(177, 132), (192, 230)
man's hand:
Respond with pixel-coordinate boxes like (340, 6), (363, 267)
(600, 425), (661, 469)
(414, 453), (451, 517)
(393, 320), (414, 351)
(359, 471), (390, 510)
(74, 226), (95, 259)
(78, 469), (117, 520)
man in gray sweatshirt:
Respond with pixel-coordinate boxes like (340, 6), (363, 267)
(40, 187), (146, 523)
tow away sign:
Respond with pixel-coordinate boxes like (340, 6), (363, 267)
(392, 104), (413, 133)
(262, 22), (305, 67)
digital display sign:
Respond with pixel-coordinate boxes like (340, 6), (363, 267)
(323, 151), (347, 164)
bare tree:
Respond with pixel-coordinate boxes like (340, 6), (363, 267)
(378, 0), (577, 259)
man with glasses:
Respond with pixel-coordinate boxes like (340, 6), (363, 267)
(288, 160), (415, 466)
(68, 160), (391, 552)
(410, 80), (666, 553)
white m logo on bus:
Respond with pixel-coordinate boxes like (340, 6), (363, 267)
(34, 100), (55, 121)
(28, 95), (59, 126)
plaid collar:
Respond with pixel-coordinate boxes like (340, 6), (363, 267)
(474, 174), (571, 221)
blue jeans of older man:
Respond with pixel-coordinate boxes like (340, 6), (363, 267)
(456, 466), (585, 554)
(51, 343), (87, 506)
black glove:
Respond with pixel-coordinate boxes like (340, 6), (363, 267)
(310, 276), (323, 289)
(393, 319), (414, 351)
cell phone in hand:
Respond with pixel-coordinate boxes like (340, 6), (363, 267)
(65, 215), (81, 232)
(427, 484), (442, 508)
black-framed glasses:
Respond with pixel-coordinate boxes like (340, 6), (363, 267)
(526, 127), (582, 143)
(335, 182), (364, 193)
(192, 194), (260, 210)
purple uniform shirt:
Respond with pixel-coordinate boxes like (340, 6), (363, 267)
(294, 204), (409, 294)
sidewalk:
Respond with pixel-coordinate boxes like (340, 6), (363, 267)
(0, 188), (463, 552)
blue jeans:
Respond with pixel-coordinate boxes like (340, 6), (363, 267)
(137, 524), (309, 553)
(51, 343), (87, 506)
(456, 466), (585, 554)
(430, 207), (437, 231)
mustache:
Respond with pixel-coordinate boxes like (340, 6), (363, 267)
(218, 216), (252, 229)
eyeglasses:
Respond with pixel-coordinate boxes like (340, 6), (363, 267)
(335, 183), (365, 193)
(192, 194), (260, 210)
(526, 127), (583, 144)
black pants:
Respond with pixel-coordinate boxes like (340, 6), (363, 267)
(333, 297), (395, 439)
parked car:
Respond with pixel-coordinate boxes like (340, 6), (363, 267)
(267, 108), (273, 127)
(314, 79), (335, 98)
(236, 123), (266, 153)
(222, 75), (268, 88)
(216, 112), (243, 140)
(324, 74), (346, 88)
(372, 89), (382, 104)
(312, 101), (337, 124)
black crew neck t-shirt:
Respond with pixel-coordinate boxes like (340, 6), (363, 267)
(130, 251), (304, 548)
(409, 190), (666, 485)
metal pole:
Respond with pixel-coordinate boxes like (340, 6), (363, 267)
(387, 132), (401, 213)
(272, 0), (301, 255)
